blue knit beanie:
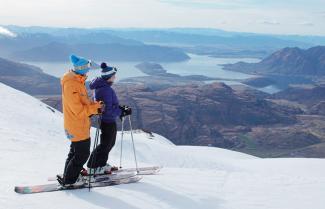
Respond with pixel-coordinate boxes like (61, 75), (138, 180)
(70, 54), (90, 75)
(101, 62), (117, 80)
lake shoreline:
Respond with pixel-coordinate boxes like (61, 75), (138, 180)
(27, 53), (286, 94)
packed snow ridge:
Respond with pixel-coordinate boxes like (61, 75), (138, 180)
(0, 82), (324, 209)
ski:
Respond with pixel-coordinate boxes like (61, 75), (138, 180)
(47, 166), (161, 181)
(86, 170), (137, 183)
(48, 170), (137, 182)
(117, 166), (162, 175)
(15, 175), (141, 194)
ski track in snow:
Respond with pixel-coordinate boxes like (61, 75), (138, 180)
(0, 82), (325, 209)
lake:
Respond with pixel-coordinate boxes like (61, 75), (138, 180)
(26, 53), (259, 80)
(26, 54), (280, 93)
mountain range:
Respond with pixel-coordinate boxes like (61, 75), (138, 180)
(223, 46), (325, 76)
(3, 26), (325, 60)
(11, 42), (190, 62)
(0, 28), (189, 62)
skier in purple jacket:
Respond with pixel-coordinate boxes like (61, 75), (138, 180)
(87, 62), (132, 174)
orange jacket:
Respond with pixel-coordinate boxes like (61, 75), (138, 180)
(61, 71), (101, 142)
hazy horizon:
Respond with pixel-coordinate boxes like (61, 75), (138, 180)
(2, 25), (325, 38)
(0, 0), (325, 36)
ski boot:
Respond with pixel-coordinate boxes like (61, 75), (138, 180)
(57, 174), (86, 188)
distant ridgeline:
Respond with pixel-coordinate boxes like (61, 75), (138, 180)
(223, 46), (325, 89)
(1, 26), (322, 62)
(0, 30), (189, 62)
(10, 42), (190, 62)
(223, 46), (325, 76)
(0, 57), (60, 95)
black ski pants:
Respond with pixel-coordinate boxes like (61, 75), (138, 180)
(87, 121), (117, 168)
(63, 138), (90, 184)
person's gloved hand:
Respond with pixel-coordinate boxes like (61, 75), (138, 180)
(97, 101), (105, 114)
(119, 105), (132, 120)
(89, 102), (103, 117)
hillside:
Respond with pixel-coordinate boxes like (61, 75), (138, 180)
(223, 46), (325, 76)
(272, 84), (325, 106)
(115, 82), (296, 145)
(0, 57), (60, 95)
(1, 82), (325, 209)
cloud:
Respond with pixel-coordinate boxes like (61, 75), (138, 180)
(0, 26), (17, 37)
(312, 11), (325, 18)
(298, 21), (314, 26)
(259, 20), (280, 25)
(320, 11), (325, 17)
(219, 20), (227, 25)
(159, 0), (246, 9)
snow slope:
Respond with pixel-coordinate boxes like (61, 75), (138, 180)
(0, 82), (325, 209)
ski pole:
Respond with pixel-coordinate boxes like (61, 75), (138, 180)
(128, 115), (139, 173)
(88, 115), (101, 191)
(119, 117), (125, 169)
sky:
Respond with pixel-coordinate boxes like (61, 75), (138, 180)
(0, 0), (324, 35)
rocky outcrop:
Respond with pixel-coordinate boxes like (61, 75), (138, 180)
(310, 101), (325, 115)
(135, 62), (167, 76)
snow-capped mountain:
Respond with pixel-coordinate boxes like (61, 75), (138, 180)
(0, 26), (17, 37)
(0, 82), (325, 209)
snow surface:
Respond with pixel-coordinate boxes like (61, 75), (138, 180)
(0, 82), (325, 209)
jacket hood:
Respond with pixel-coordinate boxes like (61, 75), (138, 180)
(61, 71), (87, 86)
(89, 77), (111, 90)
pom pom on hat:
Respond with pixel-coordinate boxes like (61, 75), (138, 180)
(101, 62), (108, 69)
(101, 62), (117, 80)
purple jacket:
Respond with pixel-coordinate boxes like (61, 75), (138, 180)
(89, 77), (122, 123)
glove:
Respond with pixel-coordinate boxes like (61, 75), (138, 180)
(119, 105), (132, 120)
(97, 101), (105, 114)
(89, 102), (103, 117)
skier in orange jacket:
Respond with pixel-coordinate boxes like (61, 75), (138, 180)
(58, 54), (102, 187)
